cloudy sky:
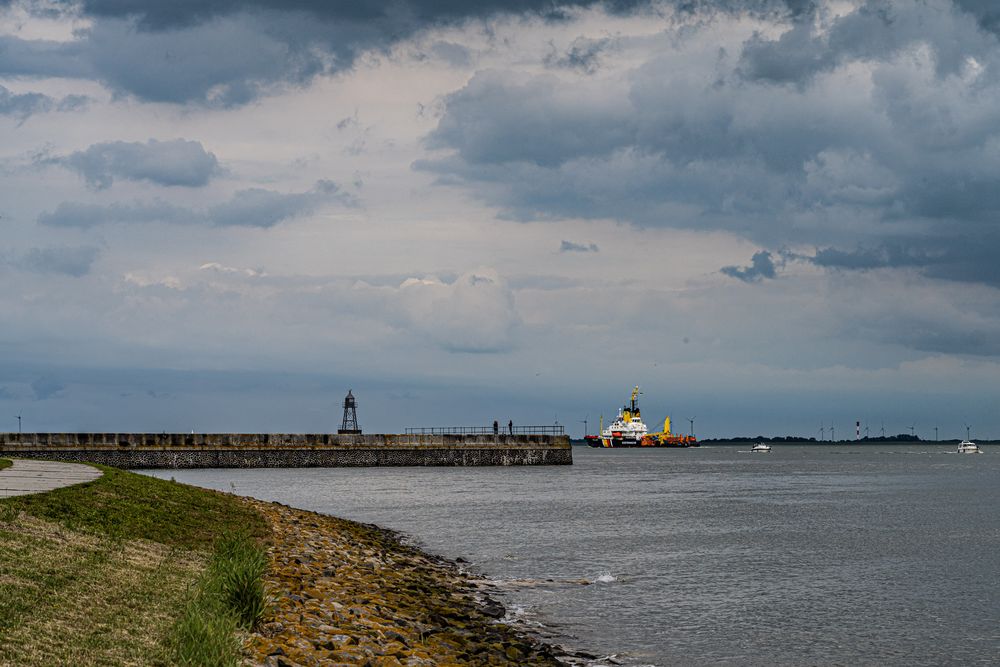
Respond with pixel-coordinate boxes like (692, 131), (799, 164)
(2, 0), (999, 438)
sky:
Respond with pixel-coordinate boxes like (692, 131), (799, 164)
(1, 0), (999, 439)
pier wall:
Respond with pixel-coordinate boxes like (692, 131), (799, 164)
(0, 433), (572, 468)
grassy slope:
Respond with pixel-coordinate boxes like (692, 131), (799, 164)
(0, 458), (10, 470)
(4, 464), (267, 548)
(0, 465), (268, 666)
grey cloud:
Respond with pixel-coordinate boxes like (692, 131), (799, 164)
(38, 180), (354, 229)
(421, 1), (1000, 290)
(0, 1), (816, 106)
(57, 95), (91, 112)
(426, 70), (634, 167)
(0, 84), (88, 122)
(898, 327), (1000, 357)
(544, 36), (613, 73)
(721, 250), (777, 282)
(208, 180), (356, 227)
(801, 236), (1000, 287)
(806, 244), (929, 271)
(68, 0), (572, 29)
(0, 86), (51, 120)
(38, 200), (192, 228)
(17, 246), (101, 277)
(427, 41), (472, 67)
(31, 377), (65, 400)
(849, 300), (1000, 357)
(63, 139), (220, 189)
(0, 15), (333, 107)
(738, 22), (832, 85)
(559, 240), (599, 252)
(54, 1), (810, 31)
(954, 0), (1000, 32)
(0, 34), (93, 79)
(739, 1), (992, 86)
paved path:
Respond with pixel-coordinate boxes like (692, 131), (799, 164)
(0, 458), (103, 498)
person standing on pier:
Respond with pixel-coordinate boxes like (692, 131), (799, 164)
(493, 420), (499, 435)
(508, 420), (513, 435)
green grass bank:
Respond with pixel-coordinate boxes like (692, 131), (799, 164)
(0, 464), (269, 666)
(1, 463), (570, 666)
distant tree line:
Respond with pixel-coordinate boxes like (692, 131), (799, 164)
(702, 434), (925, 443)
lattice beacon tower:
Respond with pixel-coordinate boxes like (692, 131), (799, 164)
(338, 389), (362, 434)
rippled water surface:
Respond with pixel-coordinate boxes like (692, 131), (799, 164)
(145, 445), (1000, 666)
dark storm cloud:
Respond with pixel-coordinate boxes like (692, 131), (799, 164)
(807, 244), (928, 271)
(559, 240), (599, 252)
(62, 139), (220, 190)
(16, 246), (101, 277)
(0, 0), (817, 106)
(801, 234), (1000, 288)
(35, 0), (813, 30)
(721, 250), (776, 282)
(738, 0), (989, 85)
(37, 181), (354, 229)
(421, 0), (1000, 290)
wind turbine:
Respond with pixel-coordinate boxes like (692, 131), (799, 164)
(934, 426), (938, 442)
(15, 414), (21, 434)
(909, 423), (916, 438)
(687, 416), (696, 437)
(831, 424), (835, 441)
(880, 421), (885, 438)
(865, 424), (870, 439)
(580, 416), (588, 437)
(819, 421), (825, 441)
(965, 423), (972, 440)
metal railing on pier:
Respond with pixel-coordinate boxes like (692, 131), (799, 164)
(404, 425), (565, 436)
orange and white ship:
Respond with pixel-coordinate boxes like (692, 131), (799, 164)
(585, 386), (698, 448)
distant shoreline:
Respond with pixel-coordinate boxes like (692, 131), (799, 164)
(570, 438), (996, 446)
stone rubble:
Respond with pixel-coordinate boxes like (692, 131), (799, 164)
(242, 499), (565, 666)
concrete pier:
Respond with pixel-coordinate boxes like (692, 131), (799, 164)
(0, 432), (573, 468)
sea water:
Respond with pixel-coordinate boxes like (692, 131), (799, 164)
(144, 445), (1000, 666)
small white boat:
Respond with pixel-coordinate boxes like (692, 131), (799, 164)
(957, 440), (982, 454)
(751, 442), (771, 453)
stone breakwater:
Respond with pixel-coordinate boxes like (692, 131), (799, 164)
(0, 433), (572, 468)
(244, 498), (567, 666)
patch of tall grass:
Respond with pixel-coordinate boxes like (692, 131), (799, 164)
(0, 458), (11, 471)
(173, 531), (270, 666)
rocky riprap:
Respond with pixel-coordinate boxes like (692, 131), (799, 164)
(243, 499), (564, 666)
